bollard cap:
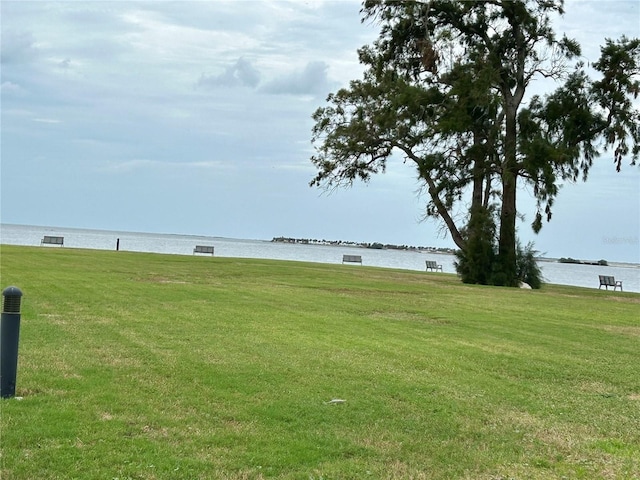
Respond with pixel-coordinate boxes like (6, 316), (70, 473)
(2, 286), (23, 314)
(2, 286), (23, 298)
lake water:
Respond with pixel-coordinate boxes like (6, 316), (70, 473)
(2, 223), (639, 293)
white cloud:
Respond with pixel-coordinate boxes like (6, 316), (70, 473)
(261, 61), (333, 96)
(197, 57), (261, 89)
(33, 117), (62, 124)
(0, 31), (38, 64)
(0, 81), (26, 95)
(102, 159), (229, 174)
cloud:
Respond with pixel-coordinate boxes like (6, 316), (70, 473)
(261, 61), (333, 96)
(33, 118), (62, 124)
(197, 57), (261, 89)
(102, 159), (228, 174)
(1, 81), (26, 95)
(0, 31), (38, 64)
(58, 58), (72, 69)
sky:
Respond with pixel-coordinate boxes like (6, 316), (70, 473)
(1, 0), (639, 263)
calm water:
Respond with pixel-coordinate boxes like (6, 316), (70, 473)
(2, 223), (639, 292)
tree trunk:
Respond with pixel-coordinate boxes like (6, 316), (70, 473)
(471, 131), (485, 211)
(422, 173), (466, 250)
(498, 104), (519, 286)
(499, 169), (518, 286)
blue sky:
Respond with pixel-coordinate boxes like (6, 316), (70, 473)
(1, 0), (639, 263)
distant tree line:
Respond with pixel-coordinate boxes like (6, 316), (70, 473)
(559, 258), (608, 266)
(271, 237), (454, 253)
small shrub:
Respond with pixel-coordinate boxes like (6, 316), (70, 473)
(516, 241), (544, 289)
(455, 207), (497, 285)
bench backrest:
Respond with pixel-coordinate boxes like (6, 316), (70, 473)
(194, 245), (215, 254)
(42, 236), (64, 245)
(426, 260), (438, 268)
(343, 255), (362, 263)
(599, 275), (616, 286)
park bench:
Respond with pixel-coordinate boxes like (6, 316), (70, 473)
(598, 275), (622, 291)
(342, 254), (362, 265)
(41, 235), (64, 247)
(193, 245), (215, 255)
(425, 260), (443, 272)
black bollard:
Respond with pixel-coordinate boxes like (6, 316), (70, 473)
(1, 286), (23, 398)
(116, 238), (120, 251)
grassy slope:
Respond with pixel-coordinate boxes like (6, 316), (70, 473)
(0, 245), (638, 479)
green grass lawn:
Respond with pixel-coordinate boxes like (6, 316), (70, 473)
(1, 245), (638, 479)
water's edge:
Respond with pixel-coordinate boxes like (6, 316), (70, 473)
(2, 224), (638, 292)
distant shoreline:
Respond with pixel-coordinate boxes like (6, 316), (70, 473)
(558, 257), (608, 266)
(2, 224), (638, 267)
(271, 236), (456, 254)
(270, 237), (640, 269)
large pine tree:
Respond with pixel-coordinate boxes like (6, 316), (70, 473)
(311, 0), (639, 286)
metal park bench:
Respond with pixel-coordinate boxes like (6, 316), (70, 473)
(342, 254), (362, 265)
(41, 235), (64, 247)
(425, 260), (443, 272)
(598, 275), (622, 291)
(193, 245), (215, 255)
